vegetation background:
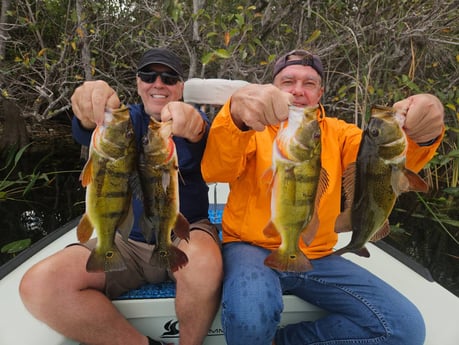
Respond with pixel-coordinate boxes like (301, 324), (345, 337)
(0, 0), (458, 295)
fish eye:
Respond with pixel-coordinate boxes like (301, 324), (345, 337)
(126, 129), (134, 139)
(370, 128), (379, 137)
(141, 135), (149, 145)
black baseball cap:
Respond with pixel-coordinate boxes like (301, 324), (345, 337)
(137, 48), (184, 77)
(273, 50), (324, 79)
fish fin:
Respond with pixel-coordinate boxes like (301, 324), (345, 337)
(334, 246), (370, 258)
(334, 163), (355, 233)
(334, 208), (352, 233)
(317, 168), (330, 202)
(140, 214), (154, 242)
(261, 168), (275, 196)
(264, 249), (313, 272)
(369, 220), (391, 242)
(117, 201), (135, 241)
(261, 168), (274, 184)
(79, 156), (94, 187)
(151, 245), (189, 272)
(263, 221), (280, 238)
(301, 211), (320, 246)
(341, 162), (356, 211)
(391, 166), (429, 195)
(173, 213), (190, 242)
(76, 213), (94, 243)
(178, 168), (185, 186)
(300, 167), (328, 244)
(86, 244), (126, 272)
(168, 246), (189, 272)
(356, 246), (371, 257)
(162, 171), (171, 193)
(129, 170), (143, 200)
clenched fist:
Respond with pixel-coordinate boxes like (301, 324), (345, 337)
(230, 84), (293, 131)
(161, 101), (206, 142)
(393, 94), (444, 144)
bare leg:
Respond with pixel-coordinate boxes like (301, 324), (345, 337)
(173, 230), (223, 345)
(19, 245), (149, 345)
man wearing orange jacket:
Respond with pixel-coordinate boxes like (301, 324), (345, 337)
(201, 49), (444, 345)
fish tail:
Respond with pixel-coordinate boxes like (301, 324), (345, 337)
(151, 245), (189, 272)
(86, 245), (126, 272)
(264, 249), (313, 272)
(334, 246), (370, 258)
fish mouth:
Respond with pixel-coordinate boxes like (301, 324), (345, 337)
(291, 101), (310, 108)
(380, 136), (405, 148)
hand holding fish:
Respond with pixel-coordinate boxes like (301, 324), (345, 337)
(71, 80), (121, 129)
(230, 84), (293, 131)
(161, 101), (206, 143)
(393, 94), (444, 144)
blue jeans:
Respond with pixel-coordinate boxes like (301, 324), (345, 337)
(222, 242), (425, 345)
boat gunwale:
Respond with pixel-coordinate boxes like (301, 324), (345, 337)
(1, 215), (435, 284)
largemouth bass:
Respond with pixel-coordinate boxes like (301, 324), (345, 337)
(334, 106), (429, 257)
(263, 105), (328, 272)
(138, 118), (190, 272)
(77, 105), (136, 272)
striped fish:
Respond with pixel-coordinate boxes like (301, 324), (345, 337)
(264, 105), (328, 272)
(138, 119), (189, 272)
(77, 105), (136, 272)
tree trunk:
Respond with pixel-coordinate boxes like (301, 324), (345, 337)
(0, 0), (11, 59)
(0, 97), (29, 154)
(76, 0), (92, 80)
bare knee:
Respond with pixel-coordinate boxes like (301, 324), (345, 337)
(19, 246), (104, 314)
(179, 231), (222, 281)
(173, 233), (222, 303)
(19, 258), (59, 314)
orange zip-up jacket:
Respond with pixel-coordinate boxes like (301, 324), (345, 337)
(201, 100), (443, 259)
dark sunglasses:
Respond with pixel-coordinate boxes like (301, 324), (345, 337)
(137, 71), (182, 85)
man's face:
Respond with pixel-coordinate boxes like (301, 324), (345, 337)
(136, 64), (184, 121)
(273, 63), (324, 108)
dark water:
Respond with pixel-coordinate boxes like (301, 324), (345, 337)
(387, 197), (459, 297)
(1, 137), (458, 298)
(0, 139), (86, 267)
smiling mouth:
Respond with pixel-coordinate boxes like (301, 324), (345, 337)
(151, 94), (167, 99)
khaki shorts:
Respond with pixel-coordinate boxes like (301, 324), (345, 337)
(73, 219), (220, 299)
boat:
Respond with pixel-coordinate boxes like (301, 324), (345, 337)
(1, 79), (458, 345)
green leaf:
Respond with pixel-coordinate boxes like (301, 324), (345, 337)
(1, 239), (32, 254)
(201, 52), (214, 65)
(14, 143), (33, 167)
(214, 49), (231, 59)
(443, 187), (459, 197)
(235, 14), (244, 27)
(445, 149), (459, 158)
(305, 30), (321, 44)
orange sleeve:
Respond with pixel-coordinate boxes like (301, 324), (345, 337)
(201, 99), (256, 183)
(405, 129), (444, 172)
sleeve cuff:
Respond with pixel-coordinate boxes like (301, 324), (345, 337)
(417, 136), (440, 147)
